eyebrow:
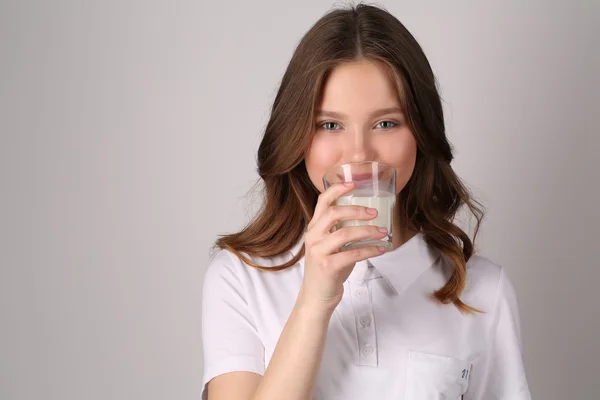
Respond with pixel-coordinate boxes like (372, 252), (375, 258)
(315, 107), (404, 119)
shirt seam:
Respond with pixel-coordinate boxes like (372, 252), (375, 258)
(484, 265), (504, 352)
(223, 250), (266, 356)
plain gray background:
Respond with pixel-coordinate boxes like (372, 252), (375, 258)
(1, 0), (599, 399)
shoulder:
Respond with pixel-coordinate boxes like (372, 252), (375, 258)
(465, 254), (502, 285)
(203, 246), (301, 288)
(461, 254), (515, 313)
(202, 249), (246, 298)
(202, 245), (305, 319)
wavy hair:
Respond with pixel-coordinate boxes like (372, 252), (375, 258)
(216, 3), (485, 314)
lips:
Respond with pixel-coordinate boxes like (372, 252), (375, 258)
(336, 172), (384, 182)
(353, 173), (375, 181)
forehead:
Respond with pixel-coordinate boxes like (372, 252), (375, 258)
(318, 59), (401, 110)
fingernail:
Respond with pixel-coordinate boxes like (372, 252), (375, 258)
(377, 227), (388, 233)
(343, 182), (354, 187)
(366, 207), (377, 215)
(378, 246), (386, 253)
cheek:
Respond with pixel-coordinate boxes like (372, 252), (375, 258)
(378, 134), (417, 195)
(394, 150), (417, 195)
(305, 135), (341, 192)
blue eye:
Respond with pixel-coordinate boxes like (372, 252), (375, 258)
(317, 120), (401, 132)
(319, 122), (340, 131)
(377, 121), (398, 129)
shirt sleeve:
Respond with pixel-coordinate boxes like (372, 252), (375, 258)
(201, 250), (265, 400)
(465, 266), (532, 400)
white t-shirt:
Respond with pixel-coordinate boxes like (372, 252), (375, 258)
(201, 232), (532, 399)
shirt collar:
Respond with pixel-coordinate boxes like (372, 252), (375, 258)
(365, 232), (441, 294)
(289, 231), (440, 294)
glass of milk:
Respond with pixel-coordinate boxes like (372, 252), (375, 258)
(322, 161), (396, 251)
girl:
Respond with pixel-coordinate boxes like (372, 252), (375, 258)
(201, 4), (531, 400)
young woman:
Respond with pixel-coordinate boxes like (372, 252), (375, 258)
(201, 4), (531, 400)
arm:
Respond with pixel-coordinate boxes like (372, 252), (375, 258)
(249, 293), (333, 400)
(206, 289), (332, 400)
(203, 182), (386, 400)
(201, 250), (266, 400)
(464, 267), (532, 399)
(206, 289), (331, 400)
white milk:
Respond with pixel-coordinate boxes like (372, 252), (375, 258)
(335, 190), (395, 250)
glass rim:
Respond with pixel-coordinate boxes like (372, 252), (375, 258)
(323, 160), (394, 174)
(322, 160), (396, 187)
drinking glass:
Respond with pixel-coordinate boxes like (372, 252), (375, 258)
(322, 161), (396, 250)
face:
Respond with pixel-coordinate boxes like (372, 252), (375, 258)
(305, 59), (417, 195)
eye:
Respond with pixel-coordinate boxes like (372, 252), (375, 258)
(376, 120), (399, 129)
(318, 121), (341, 131)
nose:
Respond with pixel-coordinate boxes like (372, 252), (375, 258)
(345, 128), (376, 163)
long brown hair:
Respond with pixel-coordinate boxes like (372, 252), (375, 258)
(216, 3), (485, 314)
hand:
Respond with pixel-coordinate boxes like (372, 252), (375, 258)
(297, 182), (388, 313)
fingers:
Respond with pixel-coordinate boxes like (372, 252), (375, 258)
(309, 182), (355, 230)
(315, 225), (388, 255)
(310, 204), (379, 235)
(321, 245), (386, 271)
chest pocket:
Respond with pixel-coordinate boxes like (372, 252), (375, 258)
(404, 350), (471, 400)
